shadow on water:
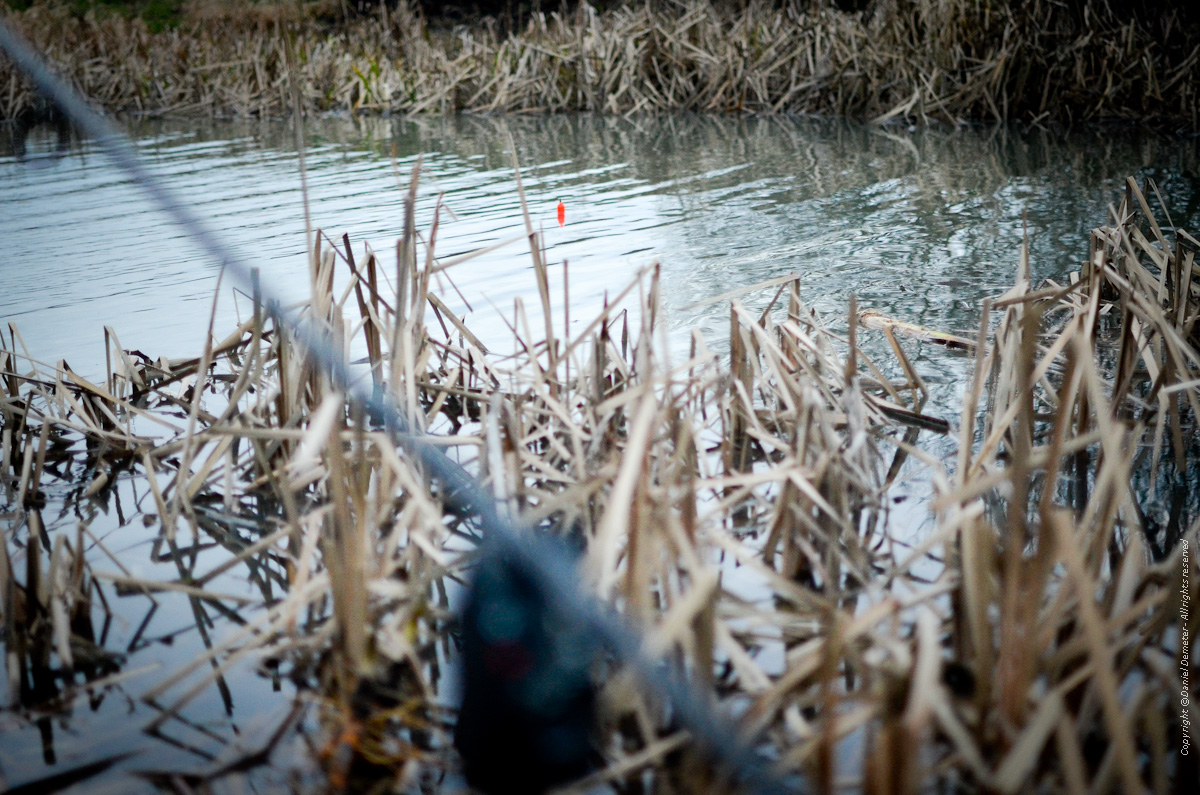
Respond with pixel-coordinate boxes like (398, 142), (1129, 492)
(6, 102), (73, 165)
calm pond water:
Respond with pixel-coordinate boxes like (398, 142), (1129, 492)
(2, 114), (1199, 791)
(5, 115), (1200, 379)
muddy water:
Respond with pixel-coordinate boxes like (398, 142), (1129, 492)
(2, 114), (1199, 792)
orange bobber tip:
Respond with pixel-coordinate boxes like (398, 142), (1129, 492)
(557, 200), (566, 227)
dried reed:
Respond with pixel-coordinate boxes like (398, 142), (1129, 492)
(2, 1), (1197, 127)
(1, 173), (1195, 792)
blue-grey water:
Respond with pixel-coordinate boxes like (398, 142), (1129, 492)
(2, 113), (1199, 792)
(6, 115), (1199, 379)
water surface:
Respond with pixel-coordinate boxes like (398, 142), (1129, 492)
(2, 114), (1199, 791)
(5, 115), (1199, 378)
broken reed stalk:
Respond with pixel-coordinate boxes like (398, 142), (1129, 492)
(925, 177), (1198, 794)
(2, 0), (1198, 128)
(1, 174), (1197, 791)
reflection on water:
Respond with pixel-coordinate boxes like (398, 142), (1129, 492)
(4, 114), (1200, 380)
(1, 114), (1199, 791)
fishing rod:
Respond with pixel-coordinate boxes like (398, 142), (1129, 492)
(0, 20), (798, 794)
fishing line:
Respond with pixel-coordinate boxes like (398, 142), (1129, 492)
(0, 20), (798, 794)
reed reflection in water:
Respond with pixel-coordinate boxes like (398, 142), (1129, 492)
(3, 113), (1198, 383)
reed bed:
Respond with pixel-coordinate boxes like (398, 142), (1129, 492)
(1, 173), (1196, 792)
(2, 0), (1198, 127)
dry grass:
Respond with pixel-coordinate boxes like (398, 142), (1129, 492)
(1, 172), (1196, 791)
(2, 0), (1198, 126)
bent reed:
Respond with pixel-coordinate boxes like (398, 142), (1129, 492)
(1, 172), (1195, 791)
(1, 0), (1198, 127)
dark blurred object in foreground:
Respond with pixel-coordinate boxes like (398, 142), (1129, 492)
(454, 541), (600, 793)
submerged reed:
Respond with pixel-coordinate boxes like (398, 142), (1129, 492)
(0, 172), (1196, 791)
(2, 0), (1197, 127)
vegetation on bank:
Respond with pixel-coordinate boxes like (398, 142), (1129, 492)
(3, 1), (186, 31)
(1, 0), (1198, 127)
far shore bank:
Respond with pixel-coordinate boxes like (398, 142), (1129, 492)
(2, 1), (1198, 129)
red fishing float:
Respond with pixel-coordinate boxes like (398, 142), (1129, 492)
(556, 200), (565, 227)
